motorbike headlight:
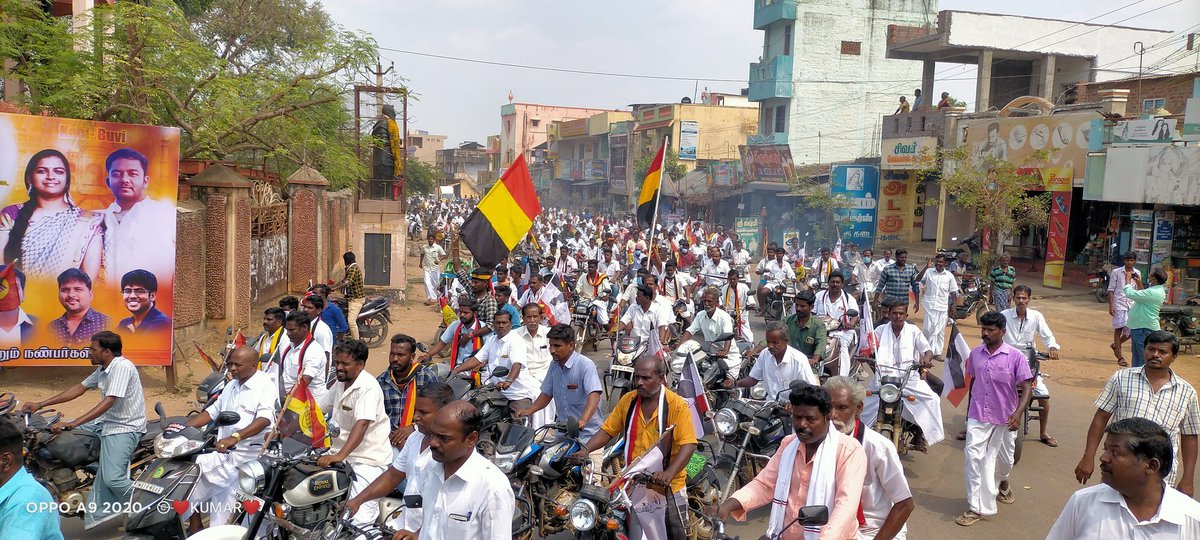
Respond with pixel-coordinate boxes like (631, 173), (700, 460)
(714, 408), (738, 436)
(236, 460), (266, 496)
(879, 384), (901, 404)
(569, 499), (598, 531)
(156, 435), (203, 458)
(750, 383), (767, 400)
(493, 452), (517, 474)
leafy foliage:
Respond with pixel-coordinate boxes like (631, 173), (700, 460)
(789, 176), (853, 246)
(1, 0), (376, 189)
(405, 160), (440, 195)
(632, 146), (689, 196)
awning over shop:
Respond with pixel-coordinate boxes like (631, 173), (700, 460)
(633, 119), (673, 132)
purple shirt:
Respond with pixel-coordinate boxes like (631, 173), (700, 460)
(966, 342), (1033, 425)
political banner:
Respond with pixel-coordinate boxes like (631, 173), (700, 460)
(734, 217), (761, 258)
(830, 165), (879, 249)
(0, 113), (179, 367)
(678, 121), (699, 160)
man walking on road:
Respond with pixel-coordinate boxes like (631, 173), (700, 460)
(1108, 252), (1140, 367)
(1074, 330), (1198, 497)
(916, 254), (959, 358)
(875, 249), (918, 309)
(1124, 266), (1167, 369)
(419, 233), (445, 305)
(955, 311), (1033, 526)
(332, 251), (365, 339)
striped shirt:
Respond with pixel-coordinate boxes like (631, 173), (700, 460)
(989, 265), (1017, 290)
(1095, 367), (1200, 486)
(875, 264), (918, 302)
(81, 356), (147, 435)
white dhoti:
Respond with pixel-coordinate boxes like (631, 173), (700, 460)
(734, 311), (753, 343)
(861, 376), (945, 446)
(963, 418), (1016, 516)
(347, 462), (387, 526)
(921, 308), (948, 356)
(423, 269), (439, 301)
(590, 301), (611, 326)
(830, 329), (856, 377)
(185, 450), (256, 525)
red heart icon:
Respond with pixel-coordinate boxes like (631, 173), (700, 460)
(171, 500), (189, 515)
(243, 499), (261, 514)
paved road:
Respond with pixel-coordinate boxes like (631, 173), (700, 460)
(56, 290), (1196, 539)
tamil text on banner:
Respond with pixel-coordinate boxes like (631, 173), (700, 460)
(738, 144), (795, 184)
(830, 164), (880, 250)
(0, 113), (179, 367)
(734, 217), (761, 259)
(1032, 166), (1073, 289)
(881, 137), (937, 170)
(876, 170), (919, 245)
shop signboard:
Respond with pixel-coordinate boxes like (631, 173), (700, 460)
(963, 112), (1093, 184)
(1113, 118), (1177, 144)
(710, 161), (737, 187)
(679, 121), (699, 160)
(584, 159), (607, 181)
(609, 134), (628, 191)
(735, 217), (762, 256)
(830, 165), (879, 249)
(875, 170), (919, 244)
(738, 144), (795, 184)
(1040, 168), (1072, 289)
(0, 113), (179, 367)
(881, 137), (937, 170)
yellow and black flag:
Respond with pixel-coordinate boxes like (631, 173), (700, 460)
(636, 139), (667, 231)
(460, 154), (542, 268)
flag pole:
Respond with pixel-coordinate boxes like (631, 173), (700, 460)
(647, 135), (670, 250)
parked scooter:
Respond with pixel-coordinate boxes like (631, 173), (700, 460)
(123, 405), (242, 539)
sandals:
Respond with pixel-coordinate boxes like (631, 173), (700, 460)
(998, 487), (1015, 505)
(955, 511), (983, 526)
(1040, 436), (1059, 447)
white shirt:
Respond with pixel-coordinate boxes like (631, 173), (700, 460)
(749, 346), (815, 399)
(102, 197), (177, 283)
(867, 258), (893, 285)
(1046, 482), (1200, 540)
(812, 257), (841, 284)
(622, 301), (670, 356)
(760, 258), (797, 282)
(475, 332), (539, 400)
(1001, 308), (1059, 351)
(700, 259), (731, 286)
(279, 337), (330, 410)
(575, 273), (611, 302)
(815, 290), (859, 325)
(310, 318), (334, 355)
(554, 256), (578, 277)
(328, 369), (392, 468)
(919, 268), (960, 312)
(416, 450), (515, 540)
(518, 285), (569, 325)
(1109, 266), (1141, 311)
(421, 243), (446, 271)
(204, 371), (277, 460)
(0, 309), (32, 347)
(872, 323), (931, 375)
(601, 258), (622, 278)
(732, 249), (752, 267)
(391, 430), (431, 532)
(687, 308), (742, 368)
(857, 425), (913, 537)
(509, 325), (552, 383)
(659, 272), (696, 302)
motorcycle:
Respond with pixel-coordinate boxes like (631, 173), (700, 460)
(866, 361), (924, 454)
(762, 279), (797, 322)
(1089, 261), (1113, 304)
(817, 310), (860, 381)
(307, 280), (394, 349)
(604, 333), (646, 399)
(1160, 304), (1198, 353)
(571, 297), (610, 353)
(711, 390), (791, 501)
(667, 298), (689, 350)
(669, 332), (740, 380)
(1014, 348), (1050, 465)
(510, 418), (599, 538)
(3, 396), (172, 519)
(950, 274), (992, 324)
(447, 366), (513, 457)
(190, 426), (353, 540)
(124, 406), (243, 539)
(938, 233), (981, 261)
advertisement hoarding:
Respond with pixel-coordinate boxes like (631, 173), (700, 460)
(830, 164), (879, 249)
(0, 113), (179, 367)
(678, 121), (699, 160)
(963, 112), (1093, 184)
(1041, 168), (1073, 289)
(738, 144), (795, 184)
(881, 137), (937, 170)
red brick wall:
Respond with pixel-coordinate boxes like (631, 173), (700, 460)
(290, 189), (318, 289)
(174, 208), (205, 327)
(232, 196), (252, 328)
(1075, 74), (1196, 117)
(204, 193), (228, 319)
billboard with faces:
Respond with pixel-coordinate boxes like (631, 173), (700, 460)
(0, 113), (179, 366)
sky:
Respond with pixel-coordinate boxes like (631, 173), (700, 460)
(324, 0), (1200, 147)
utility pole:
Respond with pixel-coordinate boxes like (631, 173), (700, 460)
(1134, 42), (1145, 115)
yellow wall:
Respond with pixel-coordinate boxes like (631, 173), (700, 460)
(677, 104), (759, 162)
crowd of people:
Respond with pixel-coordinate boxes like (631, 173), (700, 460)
(1, 196), (1197, 539)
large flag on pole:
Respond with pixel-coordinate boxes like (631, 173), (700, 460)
(677, 353), (713, 436)
(277, 379), (330, 449)
(941, 321), (973, 407)
(460, 154), (542, 268)
(636, 140), (667, 231)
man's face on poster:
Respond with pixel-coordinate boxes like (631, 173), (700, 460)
(122, 283), (154, 315)
(59, 279), (93, 315)
(106, 158), (148, 205)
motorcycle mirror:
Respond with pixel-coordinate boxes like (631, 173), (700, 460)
(327, 421), (341, 439)
(845, 309), (859, 318)
(416, 342), (428, 353)
(565, 417), (580, 439)
(491, 366), (510, 379)
(154, 402), (166, 423)
(214, 411), (241, 427)
(798, 505), (829, 525)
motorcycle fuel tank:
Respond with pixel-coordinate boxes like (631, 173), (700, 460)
(282, 468), (351, 507)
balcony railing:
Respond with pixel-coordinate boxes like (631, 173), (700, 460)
(754, 0), (797, 30)
(881, 109), (946, 140)
(748, 55), (793, 102)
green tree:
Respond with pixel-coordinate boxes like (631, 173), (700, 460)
(0, 0), (376, 189)
(928, 146), (1051, 266)
(789, 176), (853, 246)
(405, 160), (440, 195)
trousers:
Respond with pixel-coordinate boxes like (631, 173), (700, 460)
(347, 297), (364, 339)
(80, 421), (141, 528)
(1131, 327), (1152, 368)
(964, 418), (1016, 516)
(922, 308), (949, 356)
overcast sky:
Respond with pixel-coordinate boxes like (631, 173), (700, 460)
(324, 0), (1199, 147)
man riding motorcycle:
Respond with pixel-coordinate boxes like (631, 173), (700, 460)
(659, 259), (696, 324)
(814, 271), (861, 378)
(756, 246), (797, 309)
(575, 259), (614, 328)
(861, 299), (943, 453)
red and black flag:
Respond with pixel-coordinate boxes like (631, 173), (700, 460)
(459, 155), (542, 268)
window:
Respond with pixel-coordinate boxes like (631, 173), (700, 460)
(773, 105), (786, 133)
(531, 119), (541, 127)
(1142, 98), (1166, 112)
(410, 137), (422, 148)
(505, 120), (512, 134)
(841, 41), (861, 55)
(783, 24), (793, 56)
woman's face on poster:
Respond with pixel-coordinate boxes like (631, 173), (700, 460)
(31, 155), (68, 198)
